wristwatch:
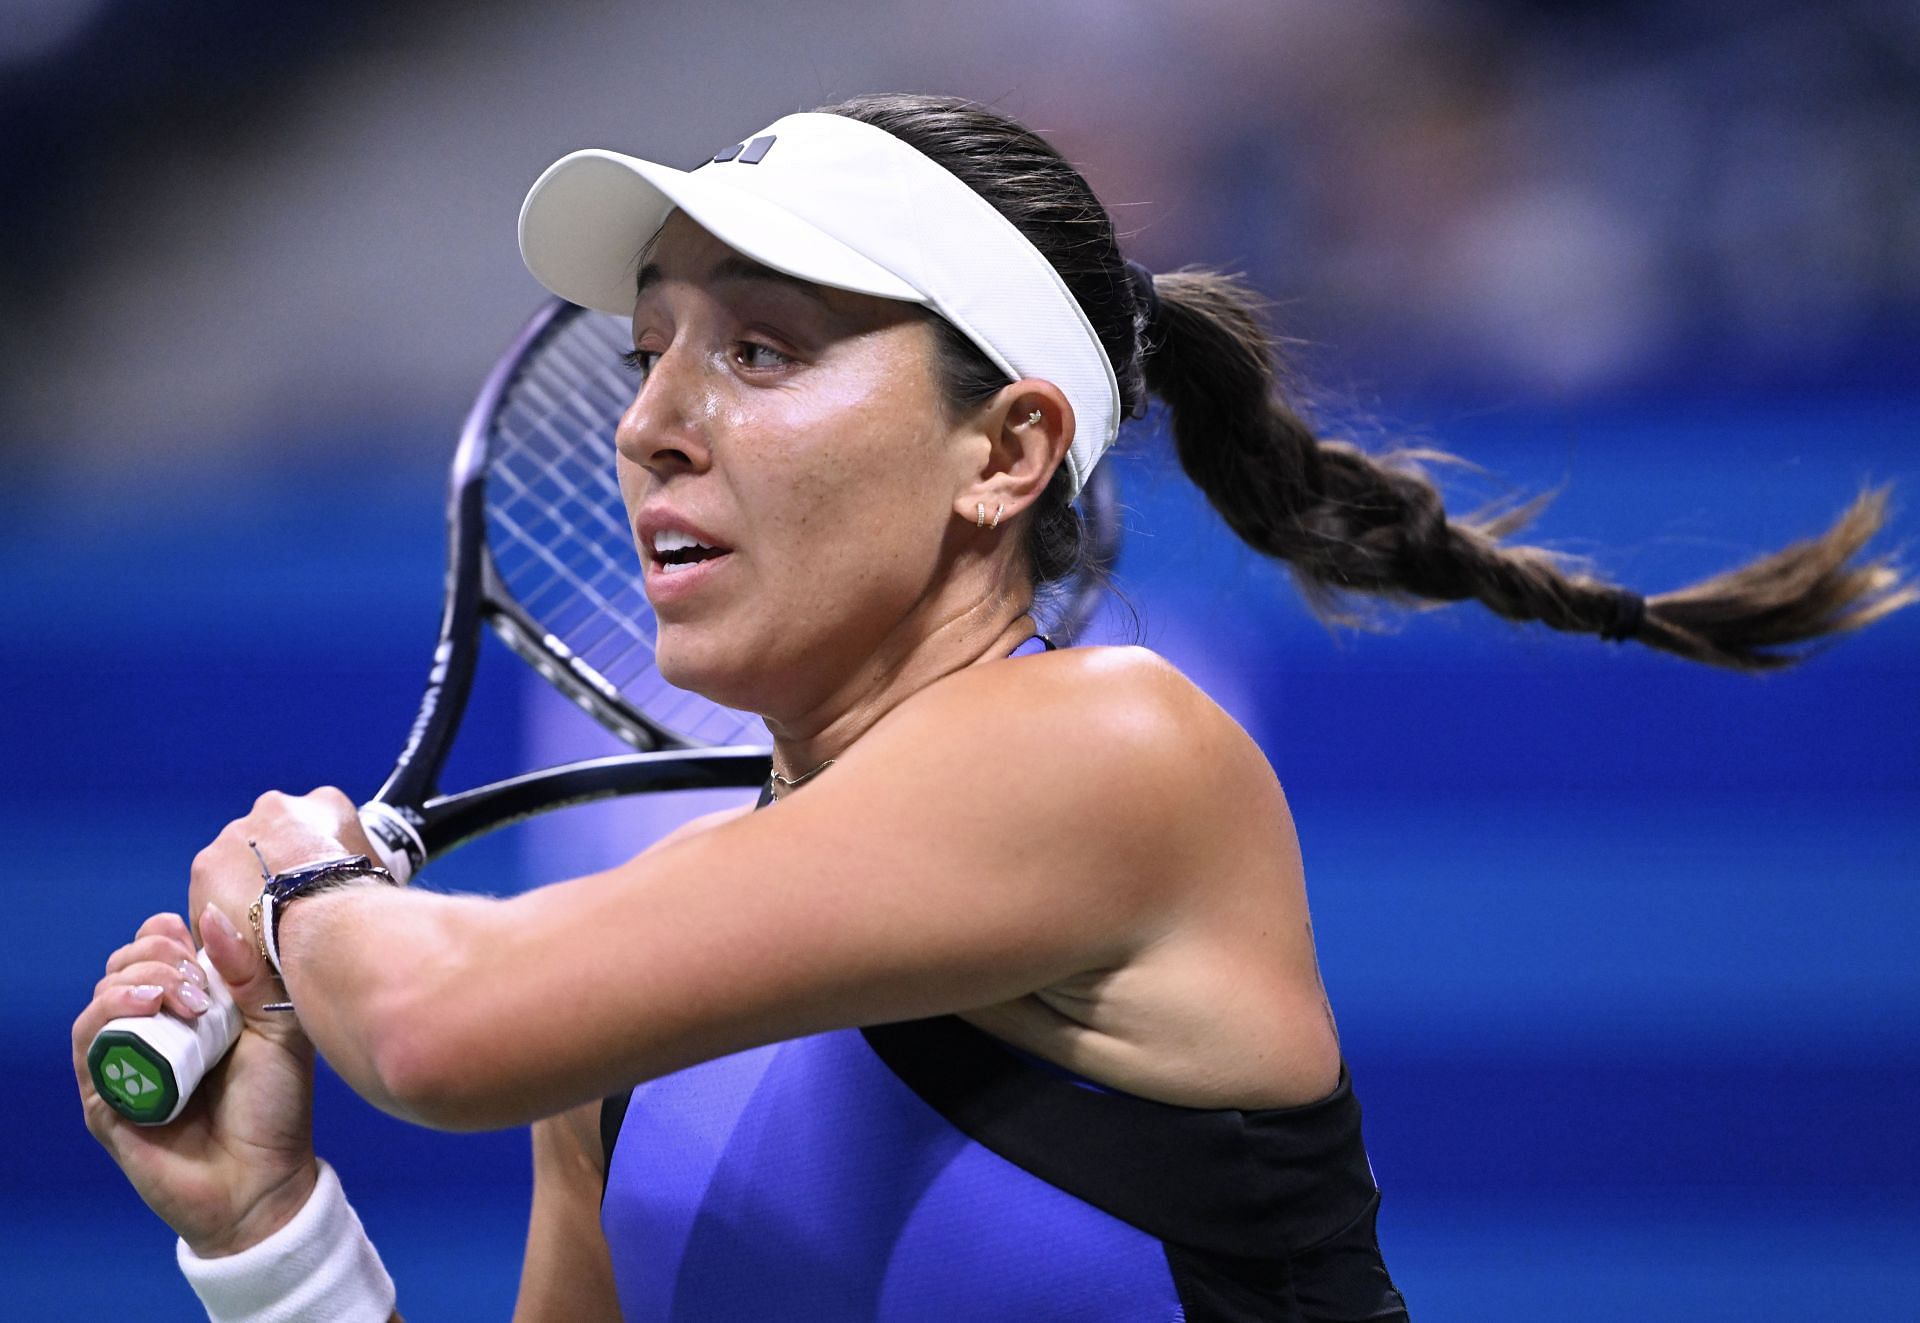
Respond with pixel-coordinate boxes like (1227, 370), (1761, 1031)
(248, 853), (396, 984)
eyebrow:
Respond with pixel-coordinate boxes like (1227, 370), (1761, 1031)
(634, 254), (836, 310)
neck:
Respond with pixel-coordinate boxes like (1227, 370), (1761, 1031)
(763, 602), (1037, 783)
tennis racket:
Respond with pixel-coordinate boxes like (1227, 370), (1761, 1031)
(86, 296), (1123, 1126)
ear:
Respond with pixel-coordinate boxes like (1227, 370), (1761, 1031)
(953, 380), (1075, 529)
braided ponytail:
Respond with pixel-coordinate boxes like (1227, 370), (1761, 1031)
(1136, 266), (1915, 670)
(820, 91), (1915, 670)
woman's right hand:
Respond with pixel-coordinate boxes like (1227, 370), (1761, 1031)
(71, 903), (322, 1257)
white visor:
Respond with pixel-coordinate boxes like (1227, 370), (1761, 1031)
(518, 111), (1121, 496)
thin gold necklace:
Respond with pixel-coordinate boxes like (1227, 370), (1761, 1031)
(768, 758), (836, 801)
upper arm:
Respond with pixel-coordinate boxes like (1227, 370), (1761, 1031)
(513, 1099), (622, 1323)
(407, 648), (1258, 1124)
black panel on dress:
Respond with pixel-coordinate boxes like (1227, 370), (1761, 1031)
(598, 1086), (632, 1206)
(861, 1014), (1409, 1322)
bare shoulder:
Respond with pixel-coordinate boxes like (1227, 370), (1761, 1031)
(912, 644), (1265, 775)
(1033, 642), (1238, 728)
(870, 644), (1280, 848)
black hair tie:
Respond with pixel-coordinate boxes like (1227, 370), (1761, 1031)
(1599, 590), (1647, 642)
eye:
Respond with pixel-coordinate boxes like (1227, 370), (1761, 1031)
(735, 342), (793, 371)
(620, 347), (659, 378)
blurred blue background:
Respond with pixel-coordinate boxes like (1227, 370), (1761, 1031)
(4, 1), (1916, 1318)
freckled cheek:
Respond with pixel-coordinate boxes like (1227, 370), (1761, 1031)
(735, 455), (856, 594)
(727, 358), (948, 591)
(767, 470), (941, 618)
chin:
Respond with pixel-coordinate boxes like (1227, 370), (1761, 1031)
(652, 632), (713, 696)
(653, 628), (760, 714)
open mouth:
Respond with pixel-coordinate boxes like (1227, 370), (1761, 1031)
(650, 529), (732, 574)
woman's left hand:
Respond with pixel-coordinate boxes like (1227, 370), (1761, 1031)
(187, 787), (384, 952)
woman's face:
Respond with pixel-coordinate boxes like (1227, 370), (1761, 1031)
(617, 211), (986, 717)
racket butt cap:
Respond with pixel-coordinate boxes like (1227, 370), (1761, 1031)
(88, 1027), (187, 1125)
(87, 950), (241, 1126)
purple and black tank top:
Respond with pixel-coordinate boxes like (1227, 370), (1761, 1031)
(597, 637), (1409, 1321)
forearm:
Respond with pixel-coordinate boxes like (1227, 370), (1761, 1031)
(276, 883), (494, 1125)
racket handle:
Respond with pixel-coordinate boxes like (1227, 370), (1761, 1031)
(87, 950), (241, 1126)
(90, 806), (417, 1126)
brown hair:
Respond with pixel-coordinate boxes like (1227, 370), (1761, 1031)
(819, 92), (1915, 669)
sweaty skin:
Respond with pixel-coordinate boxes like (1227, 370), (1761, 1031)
(74, 215), (1341, 1303)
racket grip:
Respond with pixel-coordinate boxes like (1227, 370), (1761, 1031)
(87, 950), (241, 1126)
(89, 809), (419, 1125)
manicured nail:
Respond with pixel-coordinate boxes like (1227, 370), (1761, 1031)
(202, 903), (241, 945)
(130, 984), (163, 1002)
(177, 981), (211, 1014)
(177, 958), (207, 988)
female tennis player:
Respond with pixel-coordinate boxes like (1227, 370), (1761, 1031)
(74, 93), (1911, 1322)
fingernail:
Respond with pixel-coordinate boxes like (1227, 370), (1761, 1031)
(178, 981), (211, 1014)
(202, 903), (241, 945)
(131, 984), (163, 1002)
(177, 958), (207, 988)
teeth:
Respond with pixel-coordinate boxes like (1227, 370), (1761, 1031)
(652, 529), (715, 555)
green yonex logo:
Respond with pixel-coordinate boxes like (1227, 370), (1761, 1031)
(98, 1046), (166, 1115)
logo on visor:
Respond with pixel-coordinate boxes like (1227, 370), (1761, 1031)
(710, 135), (777, 165)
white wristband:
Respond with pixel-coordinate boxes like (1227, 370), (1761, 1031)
(177, 1159), (395, 1323)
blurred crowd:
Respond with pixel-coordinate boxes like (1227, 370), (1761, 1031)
(3, 0), (1914, 466)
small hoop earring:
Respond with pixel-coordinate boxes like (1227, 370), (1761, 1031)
(991, 503), (1004, 530)
(975, 502), (986, 528)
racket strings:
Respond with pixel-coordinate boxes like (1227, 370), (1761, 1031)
(514, 339), (679, 681)
(483, 308), (767, 748)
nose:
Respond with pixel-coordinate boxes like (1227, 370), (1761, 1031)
(614, 345), (713, 478)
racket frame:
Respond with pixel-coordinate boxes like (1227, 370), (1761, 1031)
(362, 299), (774, 877)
